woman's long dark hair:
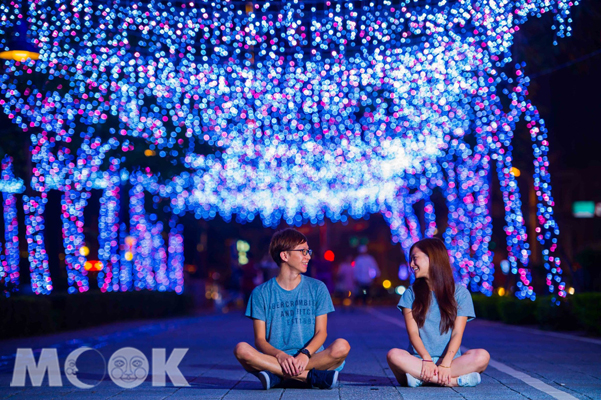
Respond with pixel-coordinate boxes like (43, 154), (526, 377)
(410, 238), (457, 334)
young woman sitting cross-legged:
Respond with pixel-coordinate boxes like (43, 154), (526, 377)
(387, 238), (490, 388)
(234, 228), (351, 390)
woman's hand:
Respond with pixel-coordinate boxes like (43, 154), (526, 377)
(420, 360), (438, 382)
(437, 365), (452, 386)
(276, 352), (298, 376)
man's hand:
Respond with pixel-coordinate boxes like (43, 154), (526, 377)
(275, 352), (298, 376)
(293, 353), (310, 375)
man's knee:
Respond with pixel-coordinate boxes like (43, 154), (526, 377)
(234, 342), (254, 361)
(330, 338), (351, 359)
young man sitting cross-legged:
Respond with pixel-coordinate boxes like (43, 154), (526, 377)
(234, 228), (351, 390)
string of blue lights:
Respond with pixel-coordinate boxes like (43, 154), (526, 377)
(0, 0), (577, 300)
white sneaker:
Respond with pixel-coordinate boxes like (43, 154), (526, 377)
(457, 372), (481, 387)
(405, 373), (423, 387)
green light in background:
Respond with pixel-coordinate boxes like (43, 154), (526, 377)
(573, 201), (595, 218)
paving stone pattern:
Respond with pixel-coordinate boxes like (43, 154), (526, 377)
(0, 307), (599, 399)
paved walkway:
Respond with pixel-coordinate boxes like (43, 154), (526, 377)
(0, 306), (599, 399)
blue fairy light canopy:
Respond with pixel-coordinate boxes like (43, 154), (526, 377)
(0, 0), (575, 300)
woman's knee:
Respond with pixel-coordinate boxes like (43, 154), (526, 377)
(330, 338), (351, 359)
(234, 342), (253, 361)
(387, 348), (409, 365)
(474, 349), (490, 370)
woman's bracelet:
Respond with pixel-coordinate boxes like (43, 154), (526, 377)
(439, 365), (451, 368)
(421, 359), (433, 362)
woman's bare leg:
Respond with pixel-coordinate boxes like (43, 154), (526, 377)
(387, 348), (451, 385)
(445, 349), (490, 377)
(387, 348), (490, 387)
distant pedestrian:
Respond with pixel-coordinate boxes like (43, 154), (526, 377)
(335, 254), (356, 304)
(258, 252), (279, 282)
(313, 251), (334, 293)
(241, 252), (259, 305)
(387, 238), (489, 388)
(353, 245), (380, 305)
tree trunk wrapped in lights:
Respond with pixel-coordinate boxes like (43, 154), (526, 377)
(98, 173), (121, 292)
(61, 189), (90, 294)
(0, 157), (22, 294)
(23, 194), (52, 295)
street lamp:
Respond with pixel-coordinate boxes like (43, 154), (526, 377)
(0, 49), (39, 62)
(0, 10), (39, 61)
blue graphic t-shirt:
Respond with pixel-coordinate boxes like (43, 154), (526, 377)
(398, 284), (475, 359)
(245, 275), (335, 355)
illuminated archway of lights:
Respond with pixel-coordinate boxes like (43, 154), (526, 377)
(0, 0), (574, 301)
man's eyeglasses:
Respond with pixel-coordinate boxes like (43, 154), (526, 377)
(289, 249), (313, 257)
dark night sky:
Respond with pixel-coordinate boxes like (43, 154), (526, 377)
(488, 2), (601, 276)
(511, 1), (601, 171)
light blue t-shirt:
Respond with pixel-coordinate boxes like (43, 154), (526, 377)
(245, 275), (335, 355)
(398, 284), (475, 359)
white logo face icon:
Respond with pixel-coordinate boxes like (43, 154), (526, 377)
(64, 347), (106, 389)
(108, 348), (149, 388)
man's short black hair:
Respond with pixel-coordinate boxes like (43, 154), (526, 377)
(269, 228), (308, 266)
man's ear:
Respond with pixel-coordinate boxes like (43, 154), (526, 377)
(280, 251), (289, 263)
